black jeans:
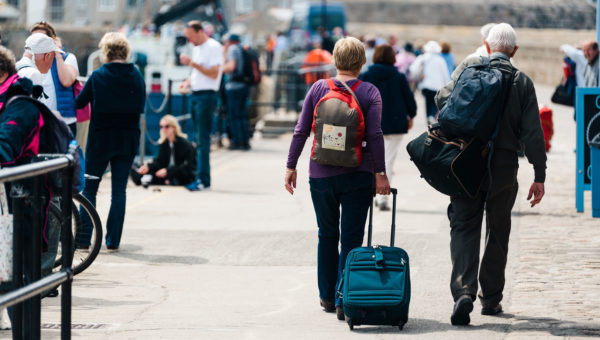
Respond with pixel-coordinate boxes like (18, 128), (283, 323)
(447, 163), (518, 307)
(309, 171), (374, 306)
(421, 88), (438, 119)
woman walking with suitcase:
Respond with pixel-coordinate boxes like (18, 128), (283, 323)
(284, 37), (390, 320)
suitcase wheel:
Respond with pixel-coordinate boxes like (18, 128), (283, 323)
(347, 319), (354, 330)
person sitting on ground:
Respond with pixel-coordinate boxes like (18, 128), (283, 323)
(132, 115), (196, 187)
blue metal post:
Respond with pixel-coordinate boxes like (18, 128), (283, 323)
(595, 3), (600, 217)
(592, 146), (600, 217)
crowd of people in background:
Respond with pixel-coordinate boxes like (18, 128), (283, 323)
(0, 14), (596, 334)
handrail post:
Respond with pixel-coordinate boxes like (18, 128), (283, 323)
(181, 92), (187, 132)
(140, 113), (146, 164)
(11, 195), (25, 340)
(167, 79), (173, 115)
(60, 165), (73, 340)
(29, 175), (42, 339)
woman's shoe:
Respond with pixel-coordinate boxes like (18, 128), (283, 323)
(336, 306), (345, 320)
(319, 299), (335, 312)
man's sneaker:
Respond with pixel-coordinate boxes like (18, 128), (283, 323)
(336, 306), (345, 320)
(481, 303), (503, 316)
(0, 308), (11, 330)
(185, 179), (205, 192)
(451, 295), (473, 326)
(319, 299), (335, 313)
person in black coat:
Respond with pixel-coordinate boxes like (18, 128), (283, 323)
(75, 32), (146, 251)
(133, 115), (196, 186)
(359, 44), (417, 211)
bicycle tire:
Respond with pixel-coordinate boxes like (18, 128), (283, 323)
(52, 193), (103, 275)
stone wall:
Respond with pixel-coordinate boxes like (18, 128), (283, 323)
(348, 23), (596, 86)
(343, 0), (596, 30)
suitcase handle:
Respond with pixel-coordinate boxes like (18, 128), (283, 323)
(367, 188), (397, 247)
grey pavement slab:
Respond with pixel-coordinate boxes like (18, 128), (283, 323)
(1, 84), (599, 339)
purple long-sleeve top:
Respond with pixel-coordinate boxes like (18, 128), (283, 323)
(286, 78), (385, 178)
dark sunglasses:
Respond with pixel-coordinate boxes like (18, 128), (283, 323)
(160, 124), (171, 129)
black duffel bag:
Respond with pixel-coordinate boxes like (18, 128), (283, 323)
(406, 125), (488, 199)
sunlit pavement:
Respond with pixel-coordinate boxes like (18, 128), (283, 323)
(2, 84), (598, 339)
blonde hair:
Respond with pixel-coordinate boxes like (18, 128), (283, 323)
(99, 32), (130, 62)
(158, 114), (187, 143)
(332, 37), (366, 75)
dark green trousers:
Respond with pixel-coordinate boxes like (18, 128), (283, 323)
(447, 153), (519, 308)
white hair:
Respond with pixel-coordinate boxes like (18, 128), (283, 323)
(480, 23), (497, 38)
(424, 40), (441, 54)
(486, 23), (517, 54)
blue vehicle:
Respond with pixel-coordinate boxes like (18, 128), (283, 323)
(289, 2), (346, 50)
(307, 2), (346, 36)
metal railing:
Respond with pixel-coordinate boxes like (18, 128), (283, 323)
(0, 154), (75, 340)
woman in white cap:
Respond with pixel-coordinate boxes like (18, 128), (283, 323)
(409, 40), (450, 124)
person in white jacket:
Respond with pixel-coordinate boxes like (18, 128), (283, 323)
(560, 43), (587, 89)
(409, 41), (450, 124)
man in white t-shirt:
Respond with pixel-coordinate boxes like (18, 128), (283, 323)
(16, 49), (43, 86)
(20, 33), (61, 85)
(179, 20), (223, 191)
(31, 21), (80, 135)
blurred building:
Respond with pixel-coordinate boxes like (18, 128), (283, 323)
(17, 0), (164, 28)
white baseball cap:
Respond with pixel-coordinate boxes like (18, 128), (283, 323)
(25, 33), (64, 55)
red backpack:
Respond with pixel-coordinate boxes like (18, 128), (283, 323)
(311, 79), (365, 167)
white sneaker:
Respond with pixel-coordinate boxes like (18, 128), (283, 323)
(0, 308), (11, 330)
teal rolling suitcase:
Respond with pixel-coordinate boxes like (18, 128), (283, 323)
(338, 188), (411, 330)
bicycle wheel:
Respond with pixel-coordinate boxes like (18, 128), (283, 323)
(52, 193), (103, 275)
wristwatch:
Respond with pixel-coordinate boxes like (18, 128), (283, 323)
(375, 171), (385, 176)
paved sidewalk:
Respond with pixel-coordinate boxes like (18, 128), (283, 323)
(0, 85), (599, 339)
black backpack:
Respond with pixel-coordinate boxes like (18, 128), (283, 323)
(235, 46), (261, 86)
(6, 95), (84, 194)
(437, 57), (511, 140)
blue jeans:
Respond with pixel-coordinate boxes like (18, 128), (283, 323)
(309, 172), (374, 306)
(81, 147), (136, 248)
(191, 91), (218, 187)
(226, 86), (250, 146)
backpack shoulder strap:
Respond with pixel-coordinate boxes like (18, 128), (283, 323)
(326, 78), (336, 90)
(338, 79), (363, 114)
(7, 95), (42, 111)
(350, 80), (362, 92)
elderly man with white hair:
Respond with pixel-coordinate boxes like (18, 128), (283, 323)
(435, 23), (547, 326)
